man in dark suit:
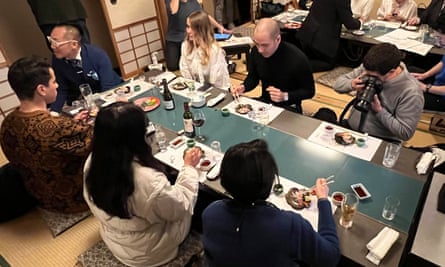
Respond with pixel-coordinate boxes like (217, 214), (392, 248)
(297, 0), (361, 72)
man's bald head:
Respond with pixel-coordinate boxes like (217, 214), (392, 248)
(253, 18), (281, 58)
(254, 18), (281, 39)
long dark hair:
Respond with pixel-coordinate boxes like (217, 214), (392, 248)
(85, 102), (164, 218)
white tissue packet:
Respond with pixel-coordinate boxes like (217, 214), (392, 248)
(416, 152), (434, 174)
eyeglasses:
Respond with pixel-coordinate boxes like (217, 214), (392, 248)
(46, 36), (77, 48)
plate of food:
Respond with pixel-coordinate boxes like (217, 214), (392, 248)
(134, 96), (160, 112)
(285, 187), (313, 210)
(284, 22), (301, 29)
(235, 103), (253, 114)
(172, 81), (188, 90)
(114, 86), (131, 94)
(334, 132), (355, 145)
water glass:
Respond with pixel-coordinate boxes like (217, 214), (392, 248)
(419, 24), (429, 42)
(210, 140), (222, 161)
(321, 125), (334, 142)
(339, 193), (359, 228)
(257, 106), (269, 127)
(79, 83), (93, 107)
(115, 88), (128, 102)
(382, 142), (401, 168)
(382, 195), (400, 221)
(155, 128), (167, 152)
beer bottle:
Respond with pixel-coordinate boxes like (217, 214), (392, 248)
(162, 78), (175, 110)
(183, 102), (195, 138)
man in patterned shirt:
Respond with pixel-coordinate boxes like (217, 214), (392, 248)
(0, 56), (93, 213)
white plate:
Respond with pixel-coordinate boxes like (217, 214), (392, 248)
(169, 136), (186, 149)
(198, 158), (215, 171)
(352, 30), (365, 36)
(350, 183), (371, 200)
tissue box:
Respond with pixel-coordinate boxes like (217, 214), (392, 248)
(429, 114), (445, 136)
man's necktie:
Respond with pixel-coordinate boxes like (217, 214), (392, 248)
(66, 59), (83, 74)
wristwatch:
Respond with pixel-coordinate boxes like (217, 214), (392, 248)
(426, 84), (432, 93)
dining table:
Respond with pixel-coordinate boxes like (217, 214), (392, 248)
(92, 75), (433, 267)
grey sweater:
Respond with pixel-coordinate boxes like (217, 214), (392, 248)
(334, 63), (424, 141)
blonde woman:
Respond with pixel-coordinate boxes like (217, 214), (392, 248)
(179, 10), (231, 90)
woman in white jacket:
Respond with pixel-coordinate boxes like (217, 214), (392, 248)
(180, 10), (231, 90)
(83, 102), (202, 267)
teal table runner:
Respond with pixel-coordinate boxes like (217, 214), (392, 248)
(132, 89), (423, 232)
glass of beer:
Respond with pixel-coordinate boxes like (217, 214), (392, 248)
(339, 193), (359, 228)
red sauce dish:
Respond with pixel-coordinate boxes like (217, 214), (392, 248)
(350, 183), (371, 200)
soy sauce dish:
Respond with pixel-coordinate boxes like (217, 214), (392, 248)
(350, 183), (371, 200)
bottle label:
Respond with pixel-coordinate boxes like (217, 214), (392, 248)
(164, 100), (174, 110)
(184, 119), (194, 135)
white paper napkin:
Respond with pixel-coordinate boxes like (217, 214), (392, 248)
(416, 152), (434, 175)
(366, 227), (399, 265)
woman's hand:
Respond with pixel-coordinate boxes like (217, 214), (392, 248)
(411, 72), (427, 81)
(183, 147), (202, 167)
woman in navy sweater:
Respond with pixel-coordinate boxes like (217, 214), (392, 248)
(202, 139), (340, 267)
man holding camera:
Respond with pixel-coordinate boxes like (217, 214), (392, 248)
(334, 43), (424, 142)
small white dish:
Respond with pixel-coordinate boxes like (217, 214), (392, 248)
(199, 158), (215, 171)
(352, 30), (365, 36)
(169, 136), (186, 149)
(331, 191), (345, 206)
(404, 25), (417, 31)
(351, 183), (371, 200)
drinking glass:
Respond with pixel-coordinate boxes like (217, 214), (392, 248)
(210, 140), (222, 161)
(382, 142), (401, 168)
(79, 83), (93, 107)
(193, 109), (206, 142)
(256, 106), (269, 127)
(419, 24), (429, 42)
(155, 127), (167, 152)
(339, 193), (359, 228)
(382, 195), (400, 221)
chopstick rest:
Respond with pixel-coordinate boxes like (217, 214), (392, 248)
(366, 227), (399, 265)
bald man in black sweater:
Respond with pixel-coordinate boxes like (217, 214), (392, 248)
(231, 18), (315, 113)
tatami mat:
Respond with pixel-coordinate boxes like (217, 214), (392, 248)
(0, 209), (100, 266)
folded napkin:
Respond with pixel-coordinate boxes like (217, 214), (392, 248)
(366, 227), (399, 265)
(432, 147), (445, 167)
(416, 152), (434, 175)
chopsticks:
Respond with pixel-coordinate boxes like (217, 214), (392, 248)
(310, 175), (335, 190)
(233, 92), (241, 104)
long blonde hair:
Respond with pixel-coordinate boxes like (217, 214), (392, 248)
(186, 10), (216, 65)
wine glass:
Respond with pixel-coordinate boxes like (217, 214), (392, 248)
(193, 109), (206, 142)
(79, 84), (93, 107)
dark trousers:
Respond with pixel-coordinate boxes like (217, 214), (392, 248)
(165, 40), (182, 71)
(424, 93), (445, 112)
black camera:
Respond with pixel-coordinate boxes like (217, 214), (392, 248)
(354, 75), (383, 112)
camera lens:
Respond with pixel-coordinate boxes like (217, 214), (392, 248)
(354, 76), (382, 112)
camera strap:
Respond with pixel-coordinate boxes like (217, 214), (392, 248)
(339, 97), (368, 133)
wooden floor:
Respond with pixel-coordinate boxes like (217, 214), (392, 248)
(1, 62), (445, 266)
